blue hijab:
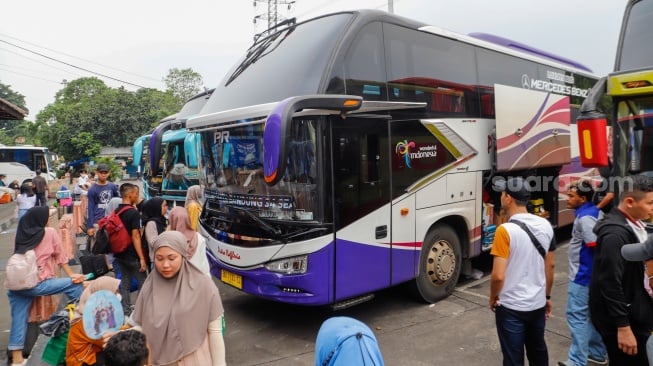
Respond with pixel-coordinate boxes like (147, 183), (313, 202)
(315, 316), (384, 366)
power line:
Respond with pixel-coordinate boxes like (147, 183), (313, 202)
(0, 32), (162, 83)
(0, 66), (62, 84)
(0, 46), (86, 78)
(0, 38), (150, 89)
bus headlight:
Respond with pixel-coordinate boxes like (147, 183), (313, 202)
(265, 255), (308, 275)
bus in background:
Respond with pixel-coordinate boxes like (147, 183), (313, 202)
(0, 145), (57, 184)
(187, 9), (597, 307)
(132, 89), (213, 207)
(577, 0), (653, 196)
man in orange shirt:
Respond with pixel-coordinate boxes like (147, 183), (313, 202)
(489, 177), (556, 366)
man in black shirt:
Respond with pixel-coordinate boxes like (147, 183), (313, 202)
(113, 183), (146, 314)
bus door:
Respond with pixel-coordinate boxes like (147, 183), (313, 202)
(332, 117), (392, 301)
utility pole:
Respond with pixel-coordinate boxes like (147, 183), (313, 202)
(253, 0), (295, 39)
(388, 0), (394, 13)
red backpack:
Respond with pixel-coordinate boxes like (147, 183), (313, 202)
(97, 205), (134, 254)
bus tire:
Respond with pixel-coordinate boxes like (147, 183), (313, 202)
(414, 224), (462, 303)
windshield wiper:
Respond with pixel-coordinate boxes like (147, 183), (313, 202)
(227, 205), (281, 237)
(225, 21), (296, 86)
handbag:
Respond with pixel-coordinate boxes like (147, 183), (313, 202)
(79, 253), (110, 278)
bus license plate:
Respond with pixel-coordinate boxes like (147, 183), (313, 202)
(221, 269), (242, 289)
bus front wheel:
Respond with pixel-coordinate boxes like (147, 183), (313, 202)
(415, 224), (462, 303)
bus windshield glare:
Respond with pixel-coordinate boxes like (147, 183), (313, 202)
(200, 120), (319, 228)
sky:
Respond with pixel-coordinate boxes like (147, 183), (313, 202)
(1, 0), (627, 121)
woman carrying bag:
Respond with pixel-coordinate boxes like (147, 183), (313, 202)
(6, 206), (85, 366)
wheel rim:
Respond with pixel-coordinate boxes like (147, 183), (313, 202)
(426, 239), (456, 285)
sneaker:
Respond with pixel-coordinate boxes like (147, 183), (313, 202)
(587, 355), (608, 365)
(557, 361), (573, 366)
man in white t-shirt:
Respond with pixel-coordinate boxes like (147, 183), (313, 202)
(489, 176), (556, 366)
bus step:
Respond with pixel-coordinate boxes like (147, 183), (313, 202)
(331, 294), (375, 311)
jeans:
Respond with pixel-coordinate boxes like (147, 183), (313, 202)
(495, 305), (548, 366)
(115, 258), (147, 313)
(565, 281), (606, 365)
(35, 192), (47, 207)
(7, 278), (83, 350)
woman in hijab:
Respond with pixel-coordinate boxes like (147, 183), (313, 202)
(6, 207), (85, 366)
(141, 197), (168, 265)
(66, 277), (122, 366)
(315, 316), (384, 366)
(185, 185), (203, 231)
(168, 207), (210, 275)
(128, 231), (226, 366)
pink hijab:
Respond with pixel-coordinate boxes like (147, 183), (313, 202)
(168, 206), (198, 257)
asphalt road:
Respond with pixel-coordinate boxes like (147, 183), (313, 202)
(0, 199), (584, 366)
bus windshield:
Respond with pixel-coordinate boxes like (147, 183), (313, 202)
(616, 0), (653, 71)
(614, 95), (653, 177)
(201, 13), (352, 113)
(199, 120), (321, 243)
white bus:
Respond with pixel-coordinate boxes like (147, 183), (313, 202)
(187, 9), (598, 307)
(0, 145), (57, 184)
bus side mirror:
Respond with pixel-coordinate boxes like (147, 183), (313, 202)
(263, 95), (362, 186)
(577, 112), (609, 167)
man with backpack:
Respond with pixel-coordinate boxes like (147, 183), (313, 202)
(112, 182), (146, 314)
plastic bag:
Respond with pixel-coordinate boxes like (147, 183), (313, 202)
(39, 309), (70, 337)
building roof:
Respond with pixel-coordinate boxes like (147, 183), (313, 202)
(99, 146), (132, 158)
(0, 97), (28, 120)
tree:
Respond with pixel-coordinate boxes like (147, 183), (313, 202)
(35, 77), (179, 162)
(164, 68), (203, 107)
(71, 132), (101, 158)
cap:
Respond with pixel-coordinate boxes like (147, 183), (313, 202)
(96, 163), (110, 172)
(492, 177), (531, 201)
(621, 235), (653, 261)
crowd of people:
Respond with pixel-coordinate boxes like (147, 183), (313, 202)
(5, 165), (384, 366)
(489, 174), (653, 366)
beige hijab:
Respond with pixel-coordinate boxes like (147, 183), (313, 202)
(167, 206), (198, 257)
(75, 277), (120, 320)
(185, 185), (202, 205)
(132, 231), (223, 365)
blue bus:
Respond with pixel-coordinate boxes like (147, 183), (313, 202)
(132, 89), (213, 206)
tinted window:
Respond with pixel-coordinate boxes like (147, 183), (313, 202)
(344, 22), (387, 101)
(385, 24), (479, 117)
(202, 14), (353, 114)
(332, 118), (390, 228)
(617, 1), (653, 71)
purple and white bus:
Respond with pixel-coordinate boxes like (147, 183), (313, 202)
(187, 9), (598, 307)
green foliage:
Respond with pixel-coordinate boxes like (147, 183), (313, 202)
(71, 132), (101, 158)
(164, 68), (203, 107)
(35, 77), (181, 162)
